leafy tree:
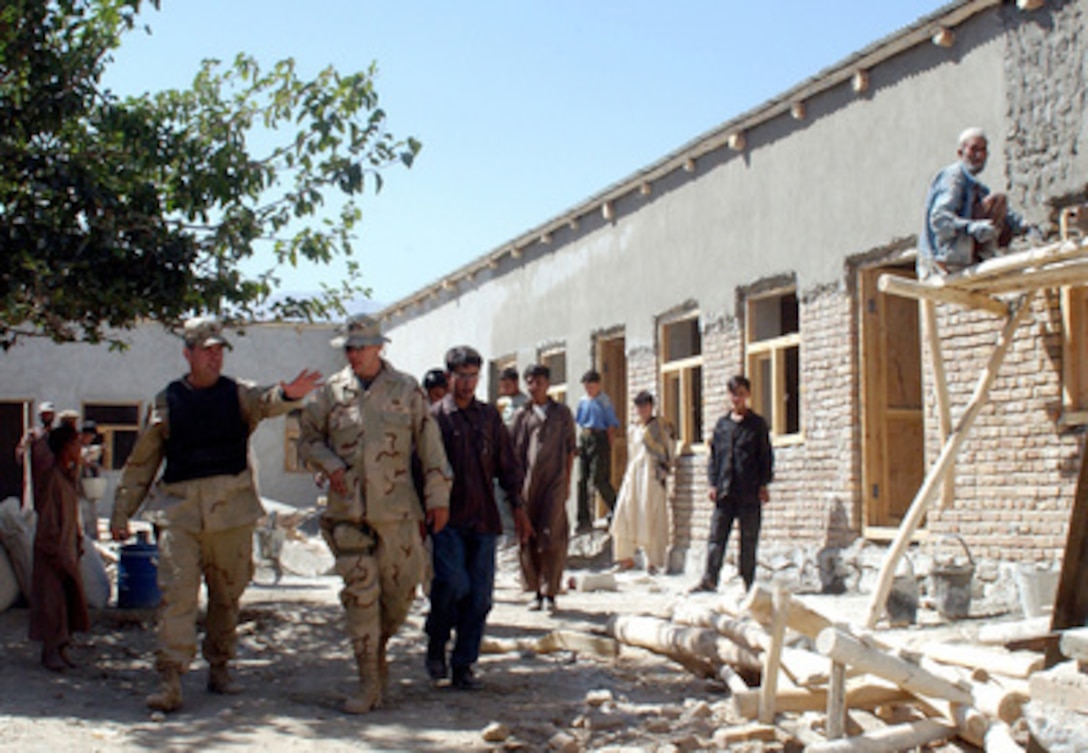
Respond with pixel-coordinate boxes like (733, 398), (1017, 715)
(0, 0), (420, 348)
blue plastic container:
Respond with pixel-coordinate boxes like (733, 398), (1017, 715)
(117, 531), (161, 609)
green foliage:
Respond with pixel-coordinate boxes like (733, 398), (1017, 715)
(0, 0), (420, 348)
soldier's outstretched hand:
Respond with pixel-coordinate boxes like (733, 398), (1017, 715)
(282, 369), (324, 400)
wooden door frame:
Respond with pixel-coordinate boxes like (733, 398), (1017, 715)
(594, 330), (627, 499)
(859, 263), (925, 536)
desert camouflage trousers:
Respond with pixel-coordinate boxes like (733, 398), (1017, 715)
(321, 518), (425, 664)
(155, 523), (254, 671)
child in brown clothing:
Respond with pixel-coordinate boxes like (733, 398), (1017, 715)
(29, 423), (90, 671)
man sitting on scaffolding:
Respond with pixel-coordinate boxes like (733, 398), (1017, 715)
(918, 127), (1029, 279)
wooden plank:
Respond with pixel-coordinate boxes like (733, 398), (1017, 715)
(879, 272), (1008, 315)
(864, 296), (1034, 628)
(1049, 442), (1088, 666)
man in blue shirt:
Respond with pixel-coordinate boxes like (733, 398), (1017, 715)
(918, 127), (1026, 278)
(574, 370), (620, 533)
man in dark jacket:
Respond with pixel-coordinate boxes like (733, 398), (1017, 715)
(427, 346), (531, 690)
(692, 374), (773, 593)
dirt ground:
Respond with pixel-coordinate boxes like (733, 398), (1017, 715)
(1, 540), (764, 753)
(1, 523), (1011, 753)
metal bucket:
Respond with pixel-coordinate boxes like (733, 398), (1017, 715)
(885, 553), (918, 626)
(932, 534), (975, 620)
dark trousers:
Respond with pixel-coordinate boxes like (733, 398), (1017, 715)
(577, 430), (615, 529)
(425, 526), (496, 670)
(703, 495), (762, 590)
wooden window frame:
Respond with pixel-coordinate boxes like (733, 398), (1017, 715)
(539, 347), (568, 404)
(81, 402), (142, 470)
(489, 354), (518, 403)
(659, 314), (704, 451)
(745, 288), (803, 445)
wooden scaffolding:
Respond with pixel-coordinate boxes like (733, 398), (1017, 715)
(865, 229), (1088, 629)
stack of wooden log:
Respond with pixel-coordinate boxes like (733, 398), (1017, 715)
(606, 584), (1061, 751)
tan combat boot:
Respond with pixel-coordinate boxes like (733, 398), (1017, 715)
(146, 663), (183, 712)
(207, 663), (242, 695)
(343, 645), (382, 714)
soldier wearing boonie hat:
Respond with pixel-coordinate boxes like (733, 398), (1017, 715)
(299, 313), (451, 714)
(182, 316), (233, 349)
(328, 313), (390, 349)
(110, 314), (322, 713)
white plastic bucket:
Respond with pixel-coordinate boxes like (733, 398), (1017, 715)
(1015, 565), (1059, 618)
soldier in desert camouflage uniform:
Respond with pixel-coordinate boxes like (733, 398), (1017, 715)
(298, 315), (451, 714)
(110, 317), (322, 712)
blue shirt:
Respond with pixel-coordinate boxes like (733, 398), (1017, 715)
(920, 161), (1024, 270)
(575, 393), (620, 431)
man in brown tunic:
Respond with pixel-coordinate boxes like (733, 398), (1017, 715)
(510, 364), (577, 613)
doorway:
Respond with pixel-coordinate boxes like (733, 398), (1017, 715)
(859, 264), (925, 531)
(0, 402), (30, 503)
(596, 333), (627, 503)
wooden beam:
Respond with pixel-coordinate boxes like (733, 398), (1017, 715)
(742, 583), (833, 639)
(816, 628), (973, 705)
(878, 273), (1008, 315)
(947, 238), (1088, 284)
(731, 676), (910, 719)
(804, 718), (957, 753)
(1049, 444), (1088, 666)
(864, 296), (1034, 627)
(827, 660), (847, 740)
(959, 262), (1088, 294)
(758, 583), (789, 724)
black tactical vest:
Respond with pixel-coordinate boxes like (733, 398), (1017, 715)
(162, 376), (248, 483)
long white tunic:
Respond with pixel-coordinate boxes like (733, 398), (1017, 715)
(611, 417), (674, 569)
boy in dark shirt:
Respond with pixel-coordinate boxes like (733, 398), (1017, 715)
(692, 375), (773, 593)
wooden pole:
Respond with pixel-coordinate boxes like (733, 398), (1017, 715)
(742, 583), (833, 639)
(758, 583), (789, 724)
(920, 300), (955, 509)
(827, 660), (847, 740)
(671, 602), (829, 686)
(803, 718), (956, 753)
(949, 238), (1087, 284)
(731, 676), (909, 720)
(816, 627), (973, 705)
(1049, 442), (1088, 666)
(864, 295), (1034, 627)
(607, 614), (761, 672)
(879, 273), (1008, 315)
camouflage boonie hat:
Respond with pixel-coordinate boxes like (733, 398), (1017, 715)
(183, 316), (232, 349)
(330, 314), (389, 349)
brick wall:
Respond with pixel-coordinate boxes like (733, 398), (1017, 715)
(637, 278), (1079, 573)
(922, 291), (1083, 562)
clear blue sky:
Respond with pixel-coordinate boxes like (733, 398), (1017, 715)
(104, 1), (948, 309)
